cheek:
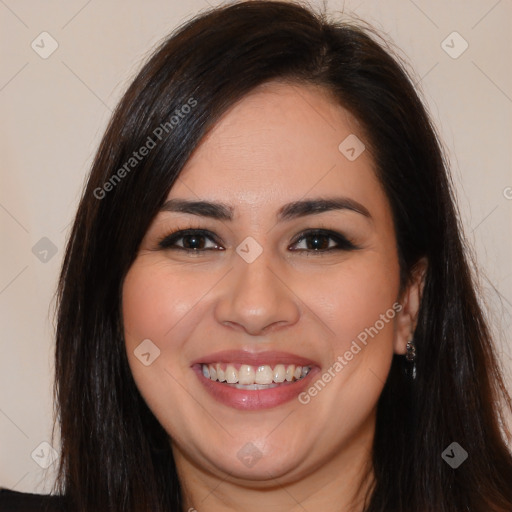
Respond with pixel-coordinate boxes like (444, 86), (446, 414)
(297, 254), (400, 428)
(297, 256), (400, 422)
(122, 259), (204, 348)
(121, 259), (205, 399)
(303, 252), (400, 355)
(121, 259), (212, 439)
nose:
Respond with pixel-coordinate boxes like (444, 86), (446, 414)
(214, 251), (301, 336)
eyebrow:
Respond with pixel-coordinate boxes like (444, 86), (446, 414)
(159, 197), (372, 222)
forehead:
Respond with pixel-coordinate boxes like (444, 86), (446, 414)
(169, 81), (384, 219)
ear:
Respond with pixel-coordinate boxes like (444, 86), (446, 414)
(394, 257), (428, 355)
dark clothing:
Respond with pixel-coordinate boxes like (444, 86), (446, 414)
(0, 489), (68, 512)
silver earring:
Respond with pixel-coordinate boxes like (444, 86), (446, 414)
(406, 339), (416, 361)
(405, 338), (416, 380)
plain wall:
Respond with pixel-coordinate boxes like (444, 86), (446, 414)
(1, 0), (511, 493)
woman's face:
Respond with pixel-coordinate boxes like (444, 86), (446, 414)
(122, 82), (414, 487)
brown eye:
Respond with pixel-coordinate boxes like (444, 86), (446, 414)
(289, 229), (358, 252)
(158, 230), (223, 251)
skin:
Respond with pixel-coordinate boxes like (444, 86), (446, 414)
(122, 81), (426, 512)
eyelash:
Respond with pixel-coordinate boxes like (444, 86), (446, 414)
(157, 227), (359, 254)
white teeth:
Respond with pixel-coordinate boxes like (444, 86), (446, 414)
(232, 383), (279, 390)
(200, 363), (312, 385)
(239, 364), (255, 385)
(216, 365), (226, 383)
(225, 364), (237, 384)
(255, 365), (273, 385)
(273, 364), (286, 383)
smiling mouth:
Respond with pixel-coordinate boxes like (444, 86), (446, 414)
(191, 350), (319, 409)
(200, 363), (312, 389)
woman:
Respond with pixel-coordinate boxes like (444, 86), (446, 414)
(1, 1), (511, 511)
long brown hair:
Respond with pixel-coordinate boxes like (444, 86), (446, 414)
(53, 1), (512, 510)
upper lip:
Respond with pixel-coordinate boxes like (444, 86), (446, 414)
(191, 350), (319, 368)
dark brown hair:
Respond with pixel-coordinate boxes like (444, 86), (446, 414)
(53, 1), (512, 511)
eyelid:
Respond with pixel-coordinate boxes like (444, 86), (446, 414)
(157, 228), (222, 250)
(289, 228), (359, 251)
(157, 226), (359, 253)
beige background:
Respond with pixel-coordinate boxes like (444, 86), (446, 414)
(1, 0), (511, 493)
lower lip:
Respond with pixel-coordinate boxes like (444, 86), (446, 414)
(193, 365), (319, 410)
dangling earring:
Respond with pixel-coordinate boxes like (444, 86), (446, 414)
(405, 337), (417, 380)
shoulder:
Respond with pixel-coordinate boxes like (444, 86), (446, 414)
(0, 488), (69, 512)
